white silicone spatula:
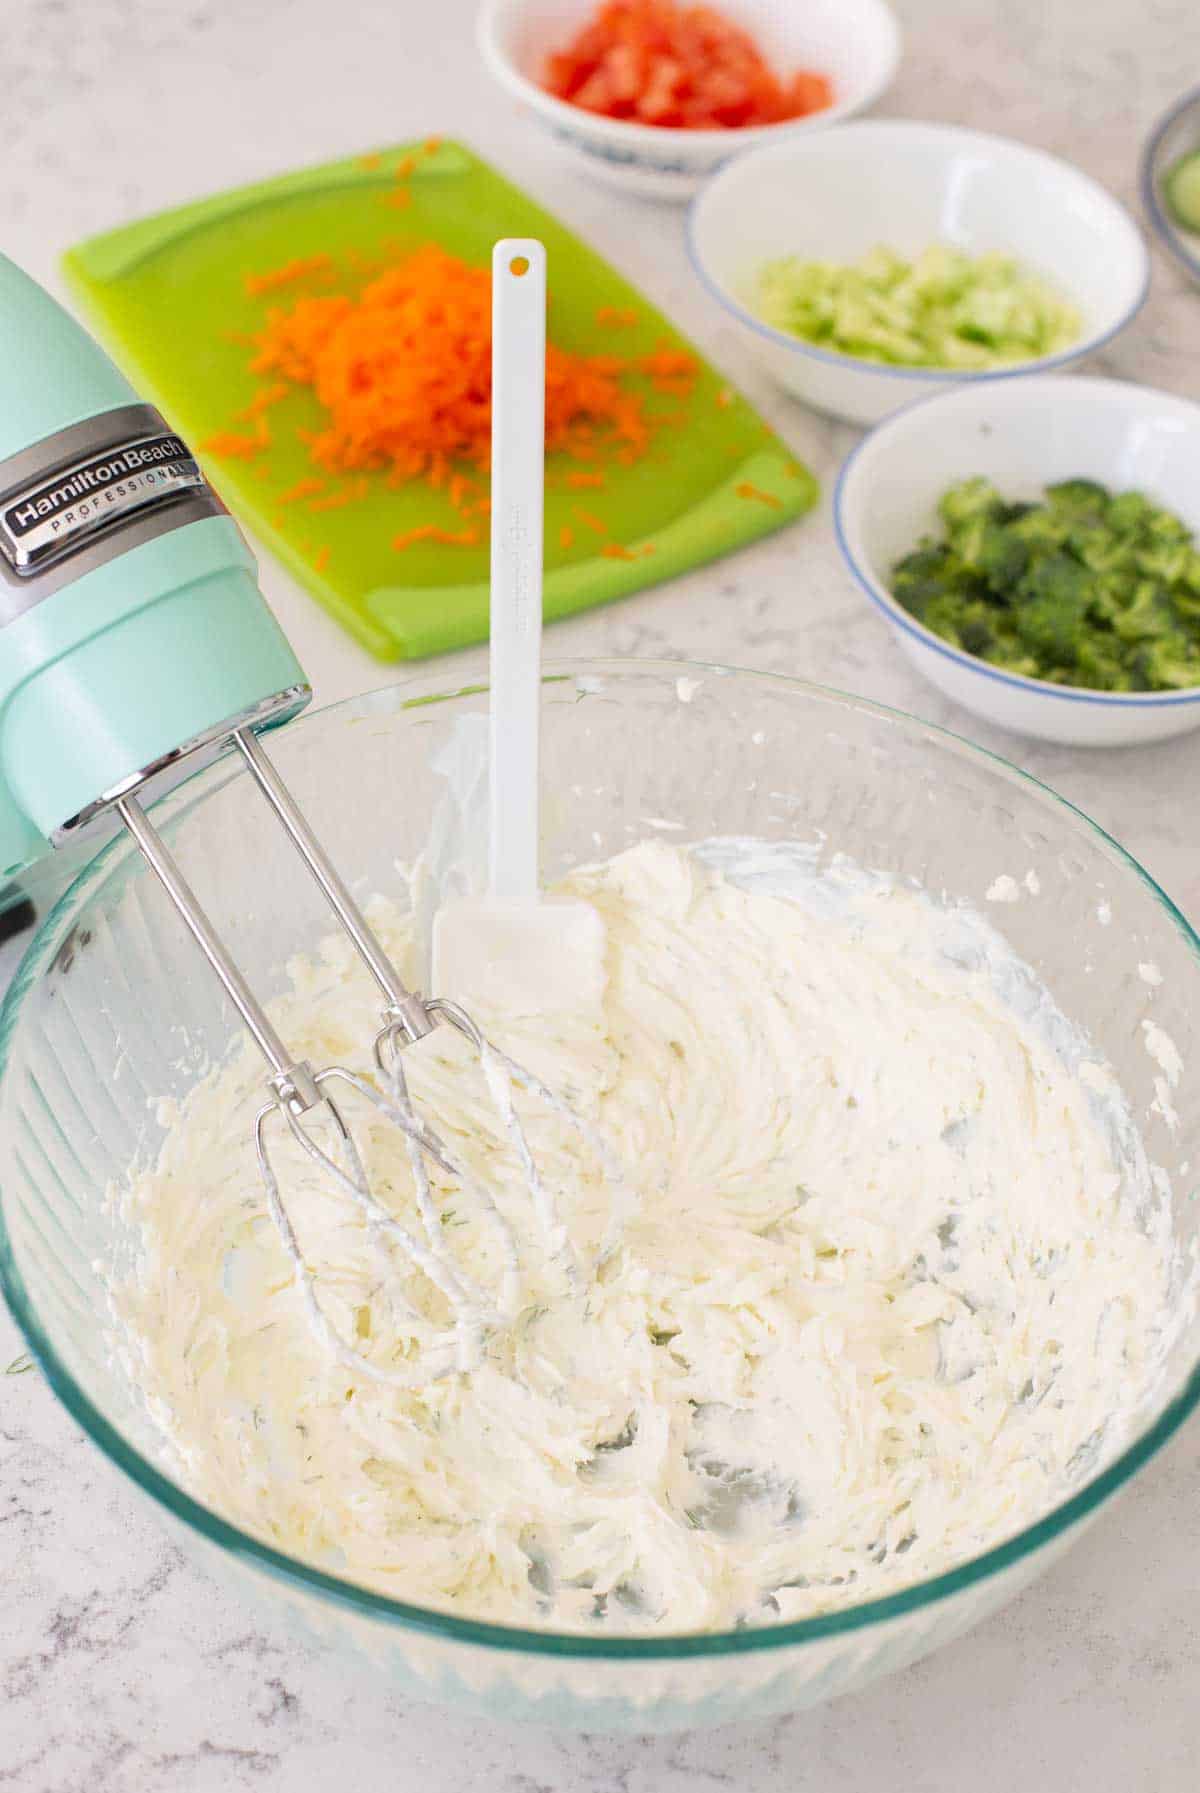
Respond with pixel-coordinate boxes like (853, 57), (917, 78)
(432, 239), (606, 1020)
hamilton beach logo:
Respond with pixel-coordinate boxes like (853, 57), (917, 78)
(5, 435), (193, 537)
(0, 433), (207, 577)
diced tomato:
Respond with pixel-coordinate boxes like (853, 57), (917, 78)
(788, 69), (835, 114)
(540, 0), (834, 131)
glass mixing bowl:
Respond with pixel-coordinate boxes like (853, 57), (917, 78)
(1, 660), (1197, 1733)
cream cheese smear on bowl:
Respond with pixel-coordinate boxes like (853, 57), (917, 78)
(112, 839), (1192, 1635)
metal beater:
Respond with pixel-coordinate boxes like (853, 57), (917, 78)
(0, 252), (587, 1386)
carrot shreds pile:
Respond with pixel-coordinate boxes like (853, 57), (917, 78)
(208, 241), (705, 556)
(243, 243), (675, 487)
(244, 254), (334, 298)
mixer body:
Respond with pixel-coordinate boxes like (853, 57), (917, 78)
(0, 256), (308, 877)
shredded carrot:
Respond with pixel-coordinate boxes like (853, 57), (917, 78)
(596, 305), (639, 329)
(735, 481), (781, 509)
(383, 188), (413, 210)
(640, 543), (656, 556)
(567, 470), (606, 489)
(573, 507), (609, 536)
(313, 545), (331, 572)
(277, 477), (326, 503)
(601, 543), (638, 560)
(423, 137), (442, 155)
(253, 463), (273, 481)
(235, 383), (290, 421)
(559, 524), (575, 549)
(308, 487), (357, 512)
(244, 254), (333, 298)
(357, 152), (383, 170)
(392, 523), (480, 552)
(200, 428), (269, 460)
(638, 343), (699, 394)
(715, 386), (734, 409)
(395, 154), (417, 179)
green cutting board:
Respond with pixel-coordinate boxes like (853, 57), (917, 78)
(63, 141), (817, 660)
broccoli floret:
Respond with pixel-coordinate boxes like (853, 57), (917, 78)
(1008, 504), (1072, 554)
(1172, 580), (1200, 621)
(1012, 554), (1093, 662)
(1136, 542), (1191, 585)
(937, 477), (1003, 535)
(1105, 491), (1154, 536)
(891, 544), (966, 623)
(1111, 581), (1177, 643)
(1071, 527), (1137, 577)
(1045, 478), (1109, 519)
(977, 522), (1028, 593)
(918, 592), (995, 648)
(950, 601), (1003, 656)
(1130, 639), (1200, 691)
(1146, 505), (1191, 546)
(1074, 635), (1132, 691)
(1182, 550), (1200, 597)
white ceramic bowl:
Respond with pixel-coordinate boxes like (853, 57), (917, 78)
(1140, 84), (1200, 289)
(835, 375), (1200, 746)
(476, 0), (901, 201)
(688, 122), (1149, 425)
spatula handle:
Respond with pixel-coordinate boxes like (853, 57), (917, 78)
(488, 238), (546, 908)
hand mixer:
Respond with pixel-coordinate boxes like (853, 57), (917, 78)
(0, 246), (589, 1386)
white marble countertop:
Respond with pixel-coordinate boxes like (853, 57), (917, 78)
(2, 0), (1199, 1786)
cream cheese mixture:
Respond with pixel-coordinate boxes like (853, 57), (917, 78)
(114, 840), (1187, 1634)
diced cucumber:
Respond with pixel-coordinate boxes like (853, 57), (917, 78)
(1163, 148), (1200, 234)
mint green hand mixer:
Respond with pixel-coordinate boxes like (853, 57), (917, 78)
(0, 248), (585, 1386)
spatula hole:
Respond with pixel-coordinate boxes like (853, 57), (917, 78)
(509, 255), (530, 277)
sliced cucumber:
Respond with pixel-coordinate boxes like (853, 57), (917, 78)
(1163, 148), (1200, 234)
